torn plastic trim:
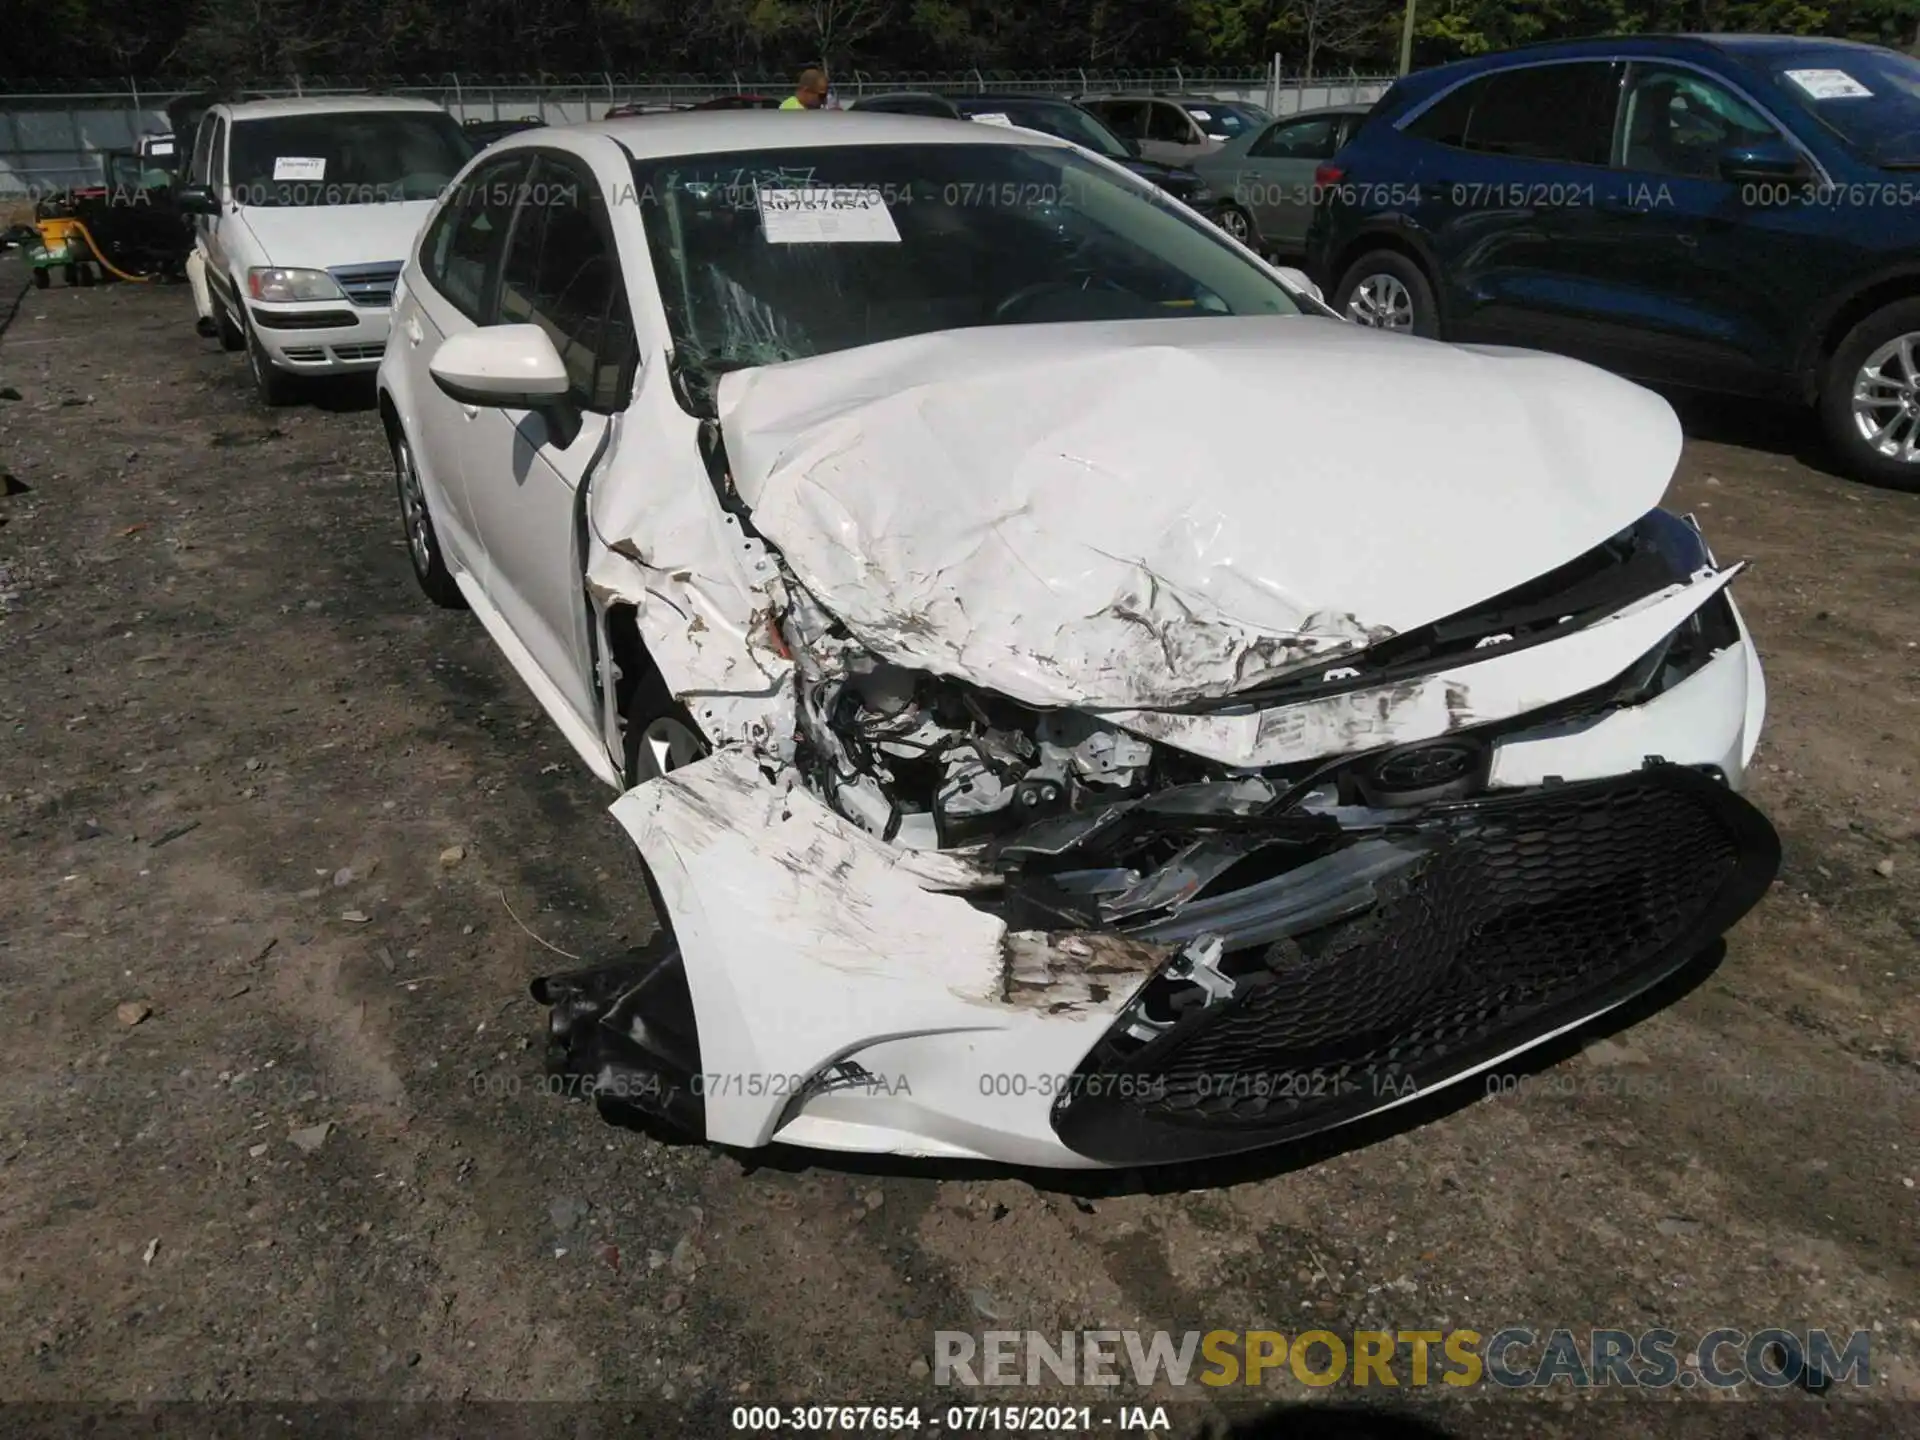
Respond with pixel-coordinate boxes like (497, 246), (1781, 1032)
(579, 378), (798, 756)
(532, 941), (707, 1138)
(1123, 835), (1432, 948)
(604, 748), (1154, 1154)
(1178, 507), (1721, 714)
(1099, 563), (1744, 770)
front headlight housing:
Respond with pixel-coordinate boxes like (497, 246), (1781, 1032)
(1187, 182), (1215, 204)
(247, 267), (344, 303)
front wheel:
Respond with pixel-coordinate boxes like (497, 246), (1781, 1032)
(244, 314), (300, 408)
(390, 424), (467, 609)
(1819, 297), (1920, 492)
(1332, 250), (1440, 338)
(623, 663), (708, 787)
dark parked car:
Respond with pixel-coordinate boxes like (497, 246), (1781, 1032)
(844, 91), (962, 118)
(1194, 104), (1372, 255)
(688, 94), (785, 111)
(605, 101), (692, 118)
(847, 91), (1216, 208)
(1081, 94), (1270, 166)
(953, 95), (1217, 208)
(1306, 34), (1920, 489)
(465, 116), (544, 148)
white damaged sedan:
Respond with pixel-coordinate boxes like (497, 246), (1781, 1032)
(377, 113), (1779, 1169)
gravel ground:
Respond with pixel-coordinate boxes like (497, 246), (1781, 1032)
(1, 257), (1916, 1439)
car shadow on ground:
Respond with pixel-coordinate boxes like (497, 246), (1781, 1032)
(303, 373), (380, 414)
(600, 939), (1732, 1193)
(1656, 386), (1844, 480)
(1215, 1404), (1466, 1439)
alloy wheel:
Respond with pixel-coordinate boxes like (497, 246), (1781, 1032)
(636, 716), (706, 781)
(1345, 272), (1416, 332)
(1850, 332), (1920, 465)
(394, 436), (432, 577)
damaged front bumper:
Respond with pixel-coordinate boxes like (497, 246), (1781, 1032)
(536, 489), (1780, 1168)
(537, 629), (1778, 1168)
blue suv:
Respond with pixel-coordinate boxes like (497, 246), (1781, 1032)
(1305, 36), (1920, 489)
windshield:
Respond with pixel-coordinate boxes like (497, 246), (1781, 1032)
(227, 112), (472, 206)
(1184, 103), (1261, 140)
(630, 142), (1302, 406)
(1767, 47), (1920, 163)
(959, 101), (1132, 160)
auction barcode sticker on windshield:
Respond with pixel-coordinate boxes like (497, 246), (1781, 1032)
(757, 186), (900, 243)
(1784, 69), (1873, 100)
(273, 156), (327, 181)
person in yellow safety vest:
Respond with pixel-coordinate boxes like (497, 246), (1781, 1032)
(781, 68), (829, 110)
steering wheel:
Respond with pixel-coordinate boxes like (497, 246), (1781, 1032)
(992, 275), (1132, 323)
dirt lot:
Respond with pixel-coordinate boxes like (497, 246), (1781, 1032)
(1, 258), (1916, 1438)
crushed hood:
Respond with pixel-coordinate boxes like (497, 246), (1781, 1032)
(718, 317), (1682, 710)
(237, 201), (436, 271)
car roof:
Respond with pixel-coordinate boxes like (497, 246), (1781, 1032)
(1685, 32), (1892, 54)
(1270, 103), (1372, 117)
(1413, 30), (1894, 73)
(520, 110), (1072, 160)
(221, 95), (450, 120)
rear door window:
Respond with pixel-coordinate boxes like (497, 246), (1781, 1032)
(1462, 61), (1620, 166)
(1096, 101), (1151, 140)
(1249, 116), (1342, 160)
(1403, 77), (1487, 148)
(1148, 103), (1200, 144)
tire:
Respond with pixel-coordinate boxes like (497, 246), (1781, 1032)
(1215, 203), (1259, 249)
(32, 267), (49, 290)
(389, 423), (467, 609)
(214, 292), (245, 351)
(244, 312), (300, 408)
(622, 660), (708, 787)
(1332, 249), (1440, 338)
(1818, 297), (1920, 492)
(62, 264), (78, 287)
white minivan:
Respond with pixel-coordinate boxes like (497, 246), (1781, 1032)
(178, 96), (472, 406)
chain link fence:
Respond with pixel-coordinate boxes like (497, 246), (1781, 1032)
(1, 68), (1396, 198)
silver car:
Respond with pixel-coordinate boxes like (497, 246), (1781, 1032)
(1195, 104), (1371, 257)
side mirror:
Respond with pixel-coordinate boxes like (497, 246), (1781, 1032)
(175, 184), (220, 215)
(1273, 265), (1326, 306)
(1719, 138), (1808, 186)
(430, 324), (571, 411)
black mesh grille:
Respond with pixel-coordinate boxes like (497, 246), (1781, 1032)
(1052, 767), (1778, 1164)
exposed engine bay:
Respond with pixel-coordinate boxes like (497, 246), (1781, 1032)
(773, 505), (1746, 873)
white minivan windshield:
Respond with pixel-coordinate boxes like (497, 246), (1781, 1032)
(228, 112), (472, 206)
